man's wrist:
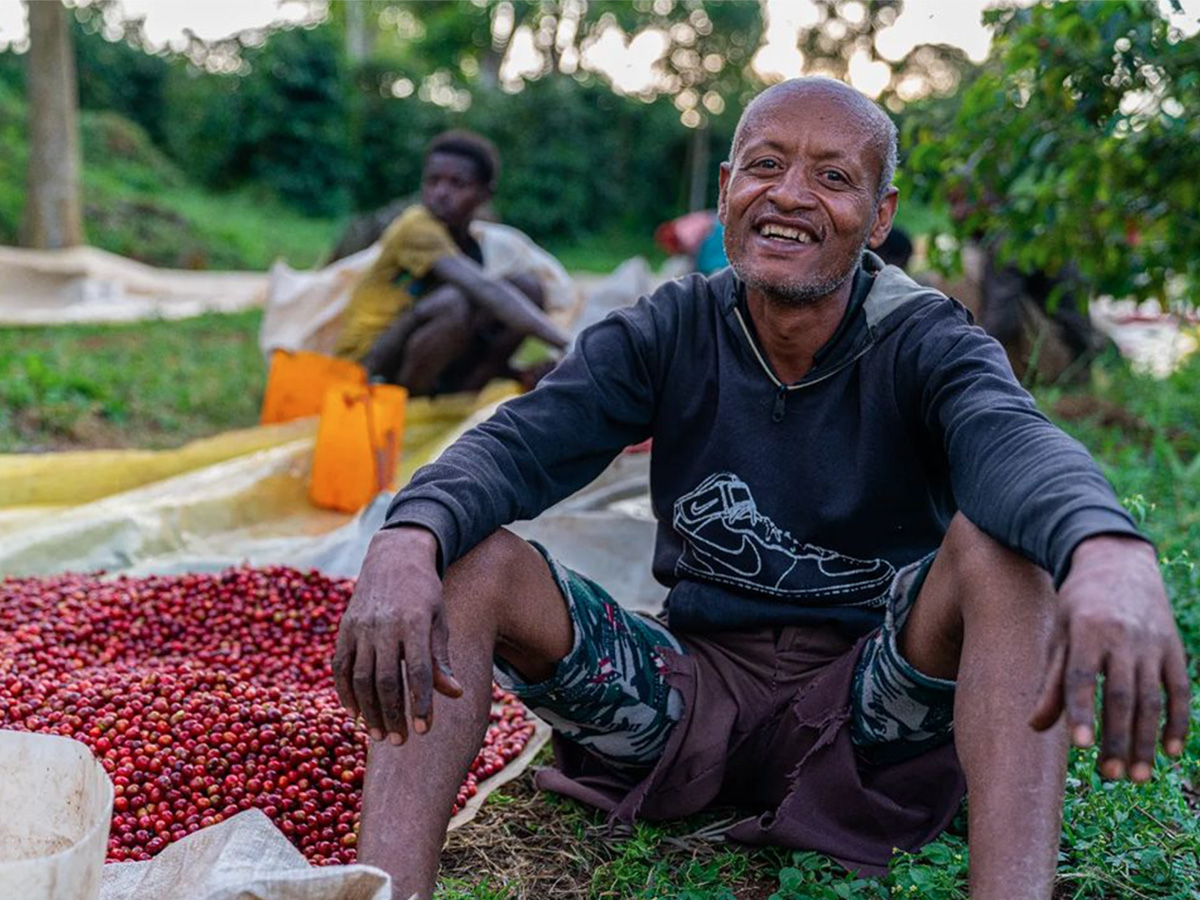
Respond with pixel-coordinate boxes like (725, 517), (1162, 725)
(1075, 535), (1156, 564)
(370, 525), (441, 568)
(1068, 533), (1157, 577)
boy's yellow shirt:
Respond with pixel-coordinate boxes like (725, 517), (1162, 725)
(335, 205), (460, 361)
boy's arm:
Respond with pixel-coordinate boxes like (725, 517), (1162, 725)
(430, 254), (569, 349)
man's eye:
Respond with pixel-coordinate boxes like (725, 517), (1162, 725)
(823, 170), (848, 183)
(750, 159), (780, 171)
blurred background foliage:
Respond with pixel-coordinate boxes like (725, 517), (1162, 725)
(1, 0), (1198, 301)
(900, 0), (1200, 304)
(0, 0), (979, 267)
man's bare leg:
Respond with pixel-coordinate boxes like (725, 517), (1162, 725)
(899, 514), (1068, 900)
(357, 530), (572, 900)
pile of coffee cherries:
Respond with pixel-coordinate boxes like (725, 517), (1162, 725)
(0, 566), (536, 865)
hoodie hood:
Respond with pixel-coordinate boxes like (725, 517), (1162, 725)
(714, 250), (949, 387)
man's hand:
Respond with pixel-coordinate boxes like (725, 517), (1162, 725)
(1030, 536), (1190, 781)
(332, 527), (463, 745)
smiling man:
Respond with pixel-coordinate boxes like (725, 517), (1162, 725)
(333, 80), (1189, 900)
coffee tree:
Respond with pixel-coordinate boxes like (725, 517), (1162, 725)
(902, 0), (1200, 304)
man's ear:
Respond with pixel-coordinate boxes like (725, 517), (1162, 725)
(868, 187), (899, 249)
(717, 162), (732, 225)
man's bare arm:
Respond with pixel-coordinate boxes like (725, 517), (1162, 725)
(430, 254), (569, 349)
(1029, 535), (1190, 781)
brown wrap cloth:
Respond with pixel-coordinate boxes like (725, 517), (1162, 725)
(534, 623), (965, 875)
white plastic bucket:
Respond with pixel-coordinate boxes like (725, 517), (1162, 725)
(0, 730), (113, 900)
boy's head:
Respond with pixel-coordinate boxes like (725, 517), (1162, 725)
(421, 130), (500, 232)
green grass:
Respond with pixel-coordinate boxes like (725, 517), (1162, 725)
(0, 310), (266, 452)
(0, 81), (30, 244)
(75, 112), (336, 271)
(157, 186), (338, 270)
(82, 167), (337, 271)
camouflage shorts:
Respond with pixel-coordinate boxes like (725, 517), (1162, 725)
(492, 543), (684, 771)
(494, 544), (954, 772)
(851, 552), (956, 764)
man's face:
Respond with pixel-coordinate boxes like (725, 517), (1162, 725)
(718, 89), (897, 306)
(422, 152), (489, 232)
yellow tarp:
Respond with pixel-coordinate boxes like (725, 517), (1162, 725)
(0, 384), (517, 576)
(0, 419), (317, 507)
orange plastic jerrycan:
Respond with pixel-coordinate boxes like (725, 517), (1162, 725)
(260, 350), (367, 425)
(309, 382), (408, 513)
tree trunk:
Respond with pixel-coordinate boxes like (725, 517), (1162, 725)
(22, 0), (83, 249)
(345, 0), (373, 64)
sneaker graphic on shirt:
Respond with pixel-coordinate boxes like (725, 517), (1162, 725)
(673, 472), (894, 604)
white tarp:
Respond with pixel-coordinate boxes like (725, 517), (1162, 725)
(1090, 297), (1199, 378)
(0, 394), (665, 616)
(0, 245), (267, 324)
(0, 387), (521, 578)
(99, 810), (392, 900)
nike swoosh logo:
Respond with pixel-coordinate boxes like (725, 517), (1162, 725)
(688, 497), (721, 517)
(688, 533), (762, 577)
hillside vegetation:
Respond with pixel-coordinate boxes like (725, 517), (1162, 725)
(0, 79), (334, 270)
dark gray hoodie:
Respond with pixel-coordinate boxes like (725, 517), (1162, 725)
(385, 254), (1143, 634)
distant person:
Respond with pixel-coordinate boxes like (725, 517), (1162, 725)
(937, 187), (1108, 383)
(875, 226), (913, 269)
(976, 242), (1110, 383)
(335, 131), (569, 396)
(655, 211), (728, 275)
(694, 219), (727, 275)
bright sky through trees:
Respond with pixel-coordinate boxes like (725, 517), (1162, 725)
(1, 0), (1001, 86)
(1, 0), (1197, 97)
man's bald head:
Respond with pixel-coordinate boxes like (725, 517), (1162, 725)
(730, 78), (898, 201)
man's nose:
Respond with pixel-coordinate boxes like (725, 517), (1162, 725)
(766, 168), (818, 211)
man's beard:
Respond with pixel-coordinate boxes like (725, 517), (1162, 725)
(726, 234), (870, 308)
(733, 263), (857, 308)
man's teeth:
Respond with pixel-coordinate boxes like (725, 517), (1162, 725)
(760, 224), (814, 243)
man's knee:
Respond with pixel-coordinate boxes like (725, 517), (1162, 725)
(940, 514), (1018, 575)
(443, 529), (566, 622)
(443, 529), (528, 608)
(417, 284), (473, 330)
(445, 529), (573, 677)
(398, 289), (476, 390)
(899, 514), (1054, 679)
(937, 514), (1053, 609)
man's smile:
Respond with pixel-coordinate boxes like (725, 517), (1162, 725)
(752, 217), (822, 252)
